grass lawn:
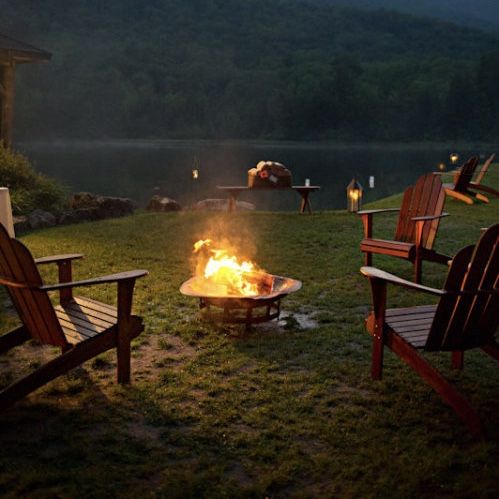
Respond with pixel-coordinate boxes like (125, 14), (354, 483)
(0, 168), (498, 498)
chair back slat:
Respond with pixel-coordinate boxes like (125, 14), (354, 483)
(395, 173), (445, 249)
(425, 224), (499, 351)
(425, 245), (474, 350)
(459, 227), (499, 346)
(454, 157), (479, 192)
(0, 224), (67, 347)
(474, 153), (495, 185)
(394, 185), (413, 242)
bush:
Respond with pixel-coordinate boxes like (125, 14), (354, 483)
(0, 145), (67, 215)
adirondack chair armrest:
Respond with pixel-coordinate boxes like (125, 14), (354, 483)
(360, 266), (444, 296)
(468, 183), (499, 196)
(411, 213), (449, 248)
(357, 208), (400, 216)
(358, 209), (400, 238)
(41, 269), (148, 291)
(411, 212), (449, 222)
(34, 254), (84, 265)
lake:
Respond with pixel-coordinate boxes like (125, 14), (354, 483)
(17, 140), (496, 211)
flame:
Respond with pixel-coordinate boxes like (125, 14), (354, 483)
(193, 239), (261, 296)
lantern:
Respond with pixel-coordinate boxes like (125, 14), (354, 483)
(438, 162), (446, 172)
(449, 153), (459, 165)
(346, 178), (363, 212)
(192, 169), (199, 180)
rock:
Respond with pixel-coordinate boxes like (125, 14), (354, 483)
(13, 216), (29, 235)
(58, 208), (100, 225)
(192, 199), (255, 211)
(146, 195), (182, 212)
(28, 209), (57, 230)
(69, 192), (135, 219)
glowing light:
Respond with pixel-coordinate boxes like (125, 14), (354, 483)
(192, 239), (262, 296)
(346, 178), (363, 212)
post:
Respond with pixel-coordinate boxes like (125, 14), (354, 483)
(0, 64), (16, 149)
(0, 187), (15, 237)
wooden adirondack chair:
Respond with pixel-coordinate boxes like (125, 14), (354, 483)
(443, 156), (489, 204)
(469, 153), (499, 198)
(359, 173), (450, 284)
(361, 223), (499, 437)
(0, 223), (148, 411)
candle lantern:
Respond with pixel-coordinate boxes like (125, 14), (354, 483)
(346, 178), (363, 212)
(450, 153), (459, 165)
(438, 162), (446, 172)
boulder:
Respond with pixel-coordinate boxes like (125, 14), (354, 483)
(58, 208), (100, 225)
(146, 195), (182, 212)
(13, 216), (29, 235)
(28, 209), (57, 230)
(69, 192), (135, 219)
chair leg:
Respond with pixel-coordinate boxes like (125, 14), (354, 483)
(452, 351), (464, 370)
(0, 333), (114, 412)
(414, 257), (422, 284)
(372, 335), (384, 380)
(444, 189), (474, 205)
(116, 333), (131, 384)
(365, 252), (372, 266)
(388, 332), (483, 437)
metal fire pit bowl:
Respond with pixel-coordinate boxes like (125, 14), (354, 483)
(180, 273), (302, 329)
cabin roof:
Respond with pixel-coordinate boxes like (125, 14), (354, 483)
(0, 33), (51, 64)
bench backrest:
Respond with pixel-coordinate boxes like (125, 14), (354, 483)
(0, 224), (68, 347)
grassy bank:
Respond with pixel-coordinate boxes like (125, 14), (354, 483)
(0, 168), (498, 498)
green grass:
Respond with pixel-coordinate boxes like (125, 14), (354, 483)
(0, 168), (498, 498)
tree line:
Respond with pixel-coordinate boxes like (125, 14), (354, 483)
(3, 0), (498, 141)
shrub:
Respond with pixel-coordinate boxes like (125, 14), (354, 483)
(0, 145), (67, 215)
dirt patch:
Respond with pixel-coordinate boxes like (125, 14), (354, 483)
(133, 333), (197, 382)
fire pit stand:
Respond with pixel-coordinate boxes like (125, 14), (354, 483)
(180, 273), (301, 331)
(199, 295), (281, 329)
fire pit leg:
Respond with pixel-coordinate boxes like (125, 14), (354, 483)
(245, 308), (253, 331)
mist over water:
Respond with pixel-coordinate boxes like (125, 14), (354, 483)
(18, 140), (496, 211)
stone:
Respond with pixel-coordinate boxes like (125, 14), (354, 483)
(58, 208), (100, 225)
(69, 192), (135, 219)
(28, 209), (57, 230)
(146, 195), (182, 212)
(13, 216), (29, 235)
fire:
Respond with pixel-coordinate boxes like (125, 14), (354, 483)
(193, 239), (262, 296)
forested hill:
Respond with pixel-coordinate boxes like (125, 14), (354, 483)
(2, 0), (499, 141)
(315, 0), (499, 33)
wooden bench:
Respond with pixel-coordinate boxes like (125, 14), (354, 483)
(216, 185), (321, 213)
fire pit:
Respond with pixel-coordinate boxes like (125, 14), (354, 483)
(180, 239), (301, 329)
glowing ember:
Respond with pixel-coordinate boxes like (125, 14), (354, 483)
(192, 239), (263, 296)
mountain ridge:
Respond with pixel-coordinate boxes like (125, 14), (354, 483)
(1, 0), (498, 141)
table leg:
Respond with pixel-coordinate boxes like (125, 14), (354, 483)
(299, 192), (312, 214)
(228, 195), (236, 213)
(227, 192), (242, 212)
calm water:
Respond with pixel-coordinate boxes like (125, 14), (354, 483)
(17, 140), (496, 211)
